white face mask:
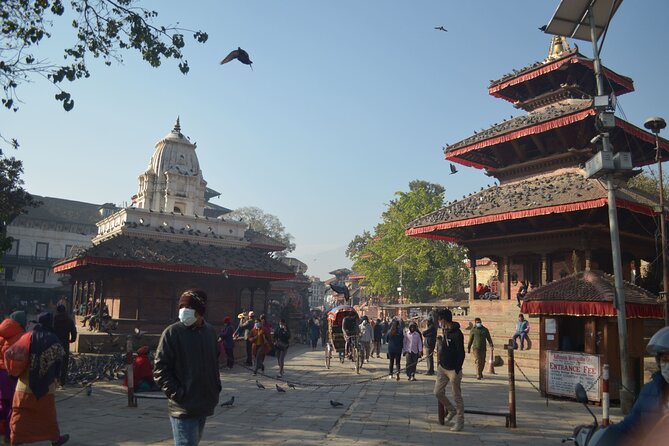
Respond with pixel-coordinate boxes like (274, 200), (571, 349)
(476, 323), (482, 328)
(661, 361), (669, 384)
(179, 308), (197, 326)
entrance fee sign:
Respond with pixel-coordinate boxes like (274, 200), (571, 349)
(547, 351), (601, 402)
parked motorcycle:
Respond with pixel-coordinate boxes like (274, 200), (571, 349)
(563, 383), (616, 446)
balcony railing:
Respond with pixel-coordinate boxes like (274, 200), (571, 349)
(0, 254), (61, 267)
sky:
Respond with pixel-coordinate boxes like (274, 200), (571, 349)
(4, 1), (669, 280)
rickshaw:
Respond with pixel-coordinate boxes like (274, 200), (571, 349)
(324, 305), (364, 373)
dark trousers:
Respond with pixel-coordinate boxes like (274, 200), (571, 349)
(60, 348), (70, 384)
(388, 352), (401, 375)
(245, 340), (253, 365)
(224, 345), (234, 368)
(425, 345), (435, 374)
(406, 352), (419, 378)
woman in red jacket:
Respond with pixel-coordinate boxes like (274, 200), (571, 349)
(0, 311), (26, 443)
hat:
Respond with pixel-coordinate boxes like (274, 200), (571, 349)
(178, 289), (207, 315)
(223, 316), (231, 324)
(9, 311), (26, 329)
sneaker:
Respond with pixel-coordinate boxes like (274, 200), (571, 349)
(445, 410), (457, 424)
(52, 434), (70, 446)
(450, 421), (464, 432)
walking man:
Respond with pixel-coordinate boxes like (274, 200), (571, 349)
(154, 289), (221, 446)
(53, 304), (77, 386)
(403, 322), (423, 381)
(467, 317), (493, 380)
(422, 317), (437, 375)
(359, 317), (373, 362)
(434, 308), (465, 432)
(371, 318), (382, 358)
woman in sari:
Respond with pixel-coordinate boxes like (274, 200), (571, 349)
(5, 312), (69, 446)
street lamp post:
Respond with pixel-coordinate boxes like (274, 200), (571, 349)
(644, 116), (668, 325)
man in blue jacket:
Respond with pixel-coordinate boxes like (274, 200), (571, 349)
(434, 308), (465, 432)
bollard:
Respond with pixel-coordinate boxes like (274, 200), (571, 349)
(602, 364), (610, 426)
(488, 346), (496, 374)
(126, 335), (136, 408)
(507, 340), (517, 428)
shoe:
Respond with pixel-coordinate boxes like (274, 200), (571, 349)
(477, 376), (482, 380)
(389, 374), (394, 380)
(426, 371), (435, 376)
(52, 434), (70, 446)
(450, 422), (464, 432)
(252, 371), (257, 376)
(277, 374), (282, 378)
(396, 374), (400, 381)
(411, 376), (417, 381)
(445, 410), (456, 425)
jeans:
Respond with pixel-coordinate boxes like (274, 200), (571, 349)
(433, 366), (464, 424)
(388, 352), (401, 375)
(170, 416), (206, 446)
(512, 333), (527, 350)
(276, 347), (288, 375)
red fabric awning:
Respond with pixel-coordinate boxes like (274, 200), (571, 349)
(445, 109), (597, 160)
(615, 118), (669, 154)
(53, 256), (295, 280)
(521, 300), (663, 319)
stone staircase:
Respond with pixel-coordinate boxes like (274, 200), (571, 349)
(456, 298), (540, 371)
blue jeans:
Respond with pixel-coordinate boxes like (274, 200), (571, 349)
(512, 333), (527, 350)
(170, 416), (207, 446)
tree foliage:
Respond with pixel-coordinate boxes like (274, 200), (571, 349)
(347, 180), (467, 302)
(227, 206), (296, 257)
(0, 148), (35, 254)
(627, 170), (667, 197)
(0, 0), (208, 117)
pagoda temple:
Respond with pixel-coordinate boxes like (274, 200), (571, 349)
(405, 37), (666, 396)
(53, 119), (294, 344)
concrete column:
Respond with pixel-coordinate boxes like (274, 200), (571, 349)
(585, 250), (592, 271)
(469, 254), (477, 301)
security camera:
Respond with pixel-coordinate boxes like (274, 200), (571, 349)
(590, 134), (603, 145)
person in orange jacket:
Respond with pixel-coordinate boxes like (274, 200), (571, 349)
(0, 311), (26, 443)
(124, 346), (158, 392)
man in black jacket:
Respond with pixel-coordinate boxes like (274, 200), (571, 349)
(53, 304), (77, 386)
(371, 319), (383, 358)
(422, 316), (437, 375)
(434, 308), (465, 432)
(154, 289), (221, 446)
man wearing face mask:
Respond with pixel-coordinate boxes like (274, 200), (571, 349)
(154, 289), (221, 446)
(467, 317), (493, 380)
(605, 326), (669, 445)
(434, 308), (465, 432)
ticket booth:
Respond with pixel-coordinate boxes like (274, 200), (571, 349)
(521, 270), (664, 402)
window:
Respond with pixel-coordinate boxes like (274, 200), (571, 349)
(34, 269), (46, 283)
(64, 245), (73, 257)
(35, 242), (48, 259)
(8, 239), (18, 256)
(3, 267), (14, 281)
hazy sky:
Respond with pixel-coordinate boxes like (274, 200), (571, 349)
(5, 1), (669, 279)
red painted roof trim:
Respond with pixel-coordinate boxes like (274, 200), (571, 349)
(53, 256), (295, 280)
(521, 300), (663, 319)
(489, 56), (634, 103)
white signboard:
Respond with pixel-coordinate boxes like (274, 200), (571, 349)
(547, 351), (601, 402)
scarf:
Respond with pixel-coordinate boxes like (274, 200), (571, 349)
(29, 313), (65, 400)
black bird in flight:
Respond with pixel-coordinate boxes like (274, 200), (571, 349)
(220, 396), (235, 407)
(220, 47), (253, 70)
(256, 380), (265, 389)
(434, 26), (448, 32)
(449, 163), (459, 175)
(538, 25), (547, 32)
(330, 400), (343, 407)
(276, 384), (286, 393)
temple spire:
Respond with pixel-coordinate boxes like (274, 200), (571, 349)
(173, 116), (181, 134)
(545, 36), (570, 62)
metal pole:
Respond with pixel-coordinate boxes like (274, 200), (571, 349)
(602, 364), (610, 426)
(656, 131), (669, 325)
(588, 7), (633, 414)
(507, 340), (517, 428)
(126, 336), (136, 407)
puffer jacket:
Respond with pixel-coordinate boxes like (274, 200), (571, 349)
(154, 321), (221, 418)
(608, 372), (667, 440)
(438, 322), (465, 373)
(0, 318), (26, 370)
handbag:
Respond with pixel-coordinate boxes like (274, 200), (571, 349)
(274, 340), (289, 351)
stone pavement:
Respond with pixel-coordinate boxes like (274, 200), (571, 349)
(48, 344), (624, 446)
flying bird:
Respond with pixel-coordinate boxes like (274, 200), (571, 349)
(220, 47), (253, 69)
(330, 284), (350, 301)
(434, 26), (447, 32)
(276, 384), (286, 393)
(255, 380), (265, 389)
(538, 25), (547, 32)
(449, 163), (459, 175)
(220, 396), (235, 407)
(330, 400), (343, 407)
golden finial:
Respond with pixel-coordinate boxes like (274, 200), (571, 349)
(546, 36), (570, 62)
(173, 116), (181, 134)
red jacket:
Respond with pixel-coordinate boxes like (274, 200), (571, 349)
(0, 319), (25, 371)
